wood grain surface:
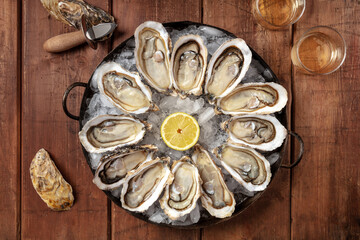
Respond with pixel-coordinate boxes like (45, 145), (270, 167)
(1, 0), (359, 239)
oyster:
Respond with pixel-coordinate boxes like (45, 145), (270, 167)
(191, 145), (235, 218)
(160, 157), (202, 220)
(121, 157), (173, 212)
(170, 35), (208, 97)
(95, 62), (157, 114)
(30, 149), (74, 211)
(204, 38), (252, 101)
(79, 114), (150, 153)
(135, 21), (173, 93)
(222, 115), (287, 151)
(93, 145), (157, 190)
(214, 144), (271, 192)
(216, 82), (288, 115)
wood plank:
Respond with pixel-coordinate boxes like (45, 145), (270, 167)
(110, 0), (202, 238)
(21, 0), (111, 239)
(0, 0), (20, 239)
(291, 0), (360, 239)
(202, 0), (292, 239)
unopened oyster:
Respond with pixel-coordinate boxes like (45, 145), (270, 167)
(170, 35), (208, 97)
(135, 21), (173, 93)
(222, 115), (287, 151)
(79, 114), (150, 153)
(121, 157), (173, 212)
(216, 82), (288, 115)
(160, 157), (202, 220)
(191, 145), (235, 218)
(214, 144), (271, 192)
(204, 38), (252, 101)
(30, 149), (74, 211)
(93, 145), (157, 190)
(95, 62), (158, 114)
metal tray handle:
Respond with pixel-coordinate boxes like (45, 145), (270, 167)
(62, 82), (87, 121)
(281, 131), (304, 169)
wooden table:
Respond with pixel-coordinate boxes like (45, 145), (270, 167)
(1, 0), (359, 239)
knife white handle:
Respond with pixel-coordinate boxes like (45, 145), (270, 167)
(43, 31), (86, 53)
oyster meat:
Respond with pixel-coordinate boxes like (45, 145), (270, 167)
(79, 114), (150, 153)
(216, 82), (288, 115)
(204, 38), (252, 101)
(121, 157), (173, 212)
(214, 144), (271, 192)
(135, 21), (173, 93)
(160, 157), (202, 220)
(222, 115), (287, 151)
(95, 62), (157, 114)
(93, 145), (157, 190)
(30, 149), (74, 211)
(170, 35), (208, 97)
(191, 145), (235, 218)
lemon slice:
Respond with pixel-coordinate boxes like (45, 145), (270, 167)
(161, 112), (200, 151)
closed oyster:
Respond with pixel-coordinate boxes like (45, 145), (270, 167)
(214, 144), (271, 192)
(216, 82), (288, 115)
(30, 149), (74, 211)
(222, 115), (287, 151)
(95, 62), (158, 114)
(170, 35), (208, 97)
(79, 115), (150, 153)
(135, 21), (173, 93)
(121, 157), (173, 212)
(93, 145), (157, 190)
(204, 38), (252, 101)
(191, 145), (235, 218)
(160, 157), (202, 220)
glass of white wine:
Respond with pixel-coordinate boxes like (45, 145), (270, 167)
(291, 26), (346, 75)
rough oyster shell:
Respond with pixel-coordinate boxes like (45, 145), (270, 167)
(121, 157), (173, 212)
(170, 35), (208, 98)
(204, 38), (252, 101)
(95, 62), (158, 114)
(30, 149), (74, 211)
(191, 145), (235, 218)
(160, 156), (202, 220)
(79, 114), (150, 153)
(134, 21), (173, 93)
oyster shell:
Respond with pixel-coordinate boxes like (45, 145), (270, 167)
(135, 21), (173, 93)
(170, 35), (208, 97)
(222, 115), (287, 151)
(121, 157), (173, 212)
(93, 145), (157, 190)
(95, 62), (158, 114)
(214, 144), (271, 192)
(216, 82), (288, 115)
(79, 114), (150, 153)
(204, 38), (252, 101)
(160, 156), (202, 220)
(30, 149), (74, 211)
(191, 145), (235, 218)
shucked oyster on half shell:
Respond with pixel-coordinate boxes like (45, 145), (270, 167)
(216, 82), (288, 115)
(170, 35), (208, 98)
(121, 157), (173, 212)
(135, 21), (173, 93)
(204, 38), (252, 101)
(79, 114), (151, 153)
(93, 145), (157, 190)
(160, 156), (202, 220)
(191, 145), (235, 218)
(222, 115), (287, 151)
(95, 62), (158, 114)
(214, 144), (271, 192)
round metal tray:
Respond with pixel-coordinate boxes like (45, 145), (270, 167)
(63, 21), (304, 228)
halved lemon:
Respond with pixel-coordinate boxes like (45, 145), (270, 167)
(160, 112), (200, 151)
